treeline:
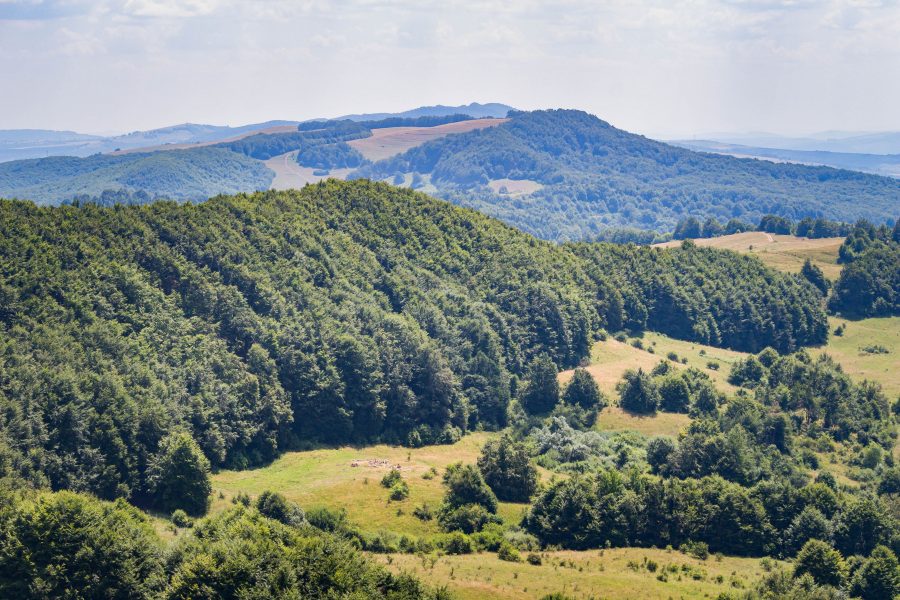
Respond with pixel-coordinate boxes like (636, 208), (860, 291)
(524, 470), (895, 559)
(0, 489), (448, 599)
(829, 220), (900, 317)
(299, 113), (475, 132)
(0, 181), (826, 505)
(296, 141), (369, 170)
(350, 109), (900, 240)
(217, 122), (371, 160)
(568, 241), (828, 352)
(671, 214), (853, 241)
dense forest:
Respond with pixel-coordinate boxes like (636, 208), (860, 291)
(830, 220), (900, 317)
(0, 488), (449, 599)
(351, 110), (900, 240)
(671, 214), (854, 241)
(0, 180), (826, 507)
(0, 147), (274, 205)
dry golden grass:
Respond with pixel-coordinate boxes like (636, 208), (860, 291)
(348, 118), (507, 162)
(265, 151), (353, 190)
(560, 334), (741, 397)
(654, 232), (843, 279)
(377, 547), (779, 600)
(596, 406), (692, 437)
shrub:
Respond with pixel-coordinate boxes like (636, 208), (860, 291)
(413, 503), (433, 521)
(381, 469), (402, 488)
(527, 552), (543, 565)
(255, 490), (306, 526)
(306, 506), (349, 533)
(232, 491), (251, 506)
(171, 509), (193, 528)
(706, 361), (720, 370)
(442, 532), (474, 554)
(666, 351), (679, 361)
(498, 541), (522, 562)
(562, 368), (606, 411)
(442, 463), (498, 513)
(438, 503), (502, 534)
(389, 480), (410, 501)
(681, 540), (709, 560)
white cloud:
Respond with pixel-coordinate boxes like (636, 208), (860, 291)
(0, 0), (898, 135)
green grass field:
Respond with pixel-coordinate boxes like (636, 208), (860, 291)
(814, 316), (900, 398)
(377, 547), (780, 600)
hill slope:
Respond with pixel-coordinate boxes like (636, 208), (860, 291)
(0, 147), (274, 203)
(351, 109), (900, 240)
(0, 180), (825, 500)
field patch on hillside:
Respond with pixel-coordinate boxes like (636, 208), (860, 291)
(266, 151), (353, 189)
(560, 334), (742, 398)
(377, 547), (779, 600)
(487, 178), (543, 195)
(654, 232), (843, 279)
(814, 316), (900, 398)
(211, 433), (537, 537)
(348, 118), (507, 161)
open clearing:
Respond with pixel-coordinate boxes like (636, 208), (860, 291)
(815, 316), (900, 398)
(348, 118), (508, 161)
(211, 432), (537, 537)
(560, 334), (742, 397)
(487, 178), (543, 196)
(654, 231), (844, 279)
(265, 151), (353, 190)
(378, 547), (778, 600)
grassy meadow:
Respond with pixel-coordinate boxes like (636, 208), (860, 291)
(377, 547), (781, 600)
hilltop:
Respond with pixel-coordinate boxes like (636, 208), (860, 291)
(351, 110), (900, 239)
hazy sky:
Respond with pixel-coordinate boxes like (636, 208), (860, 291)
(1, 0), (898, 137)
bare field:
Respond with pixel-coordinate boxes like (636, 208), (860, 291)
(265, 151), (352, 190)
(378, 547), (778, 600)
(654, 232), (844, 279)
(349, 118), (508, 161)
(487, 178), (543, 195)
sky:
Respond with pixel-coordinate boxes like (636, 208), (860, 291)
(0, 0), (898, 138)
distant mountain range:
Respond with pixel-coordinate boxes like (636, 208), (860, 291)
(335, 102), (514, 122)
(0, 103), (514, 163)
(671, 139), (900, 179)
(683, 130), (900, 155)
(1, 107), (897, 240)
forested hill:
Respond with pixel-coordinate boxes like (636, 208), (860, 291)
(0, 180), (825, 501)
(351, 109), (900, 240)
(0, 146), (273, 204)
